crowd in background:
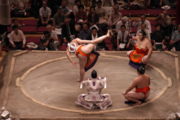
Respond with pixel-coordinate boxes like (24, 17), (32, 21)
(9, 0), (177, 18)
(0, 0), (179, 51)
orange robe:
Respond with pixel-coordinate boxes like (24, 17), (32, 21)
(129, 45), (148, 64)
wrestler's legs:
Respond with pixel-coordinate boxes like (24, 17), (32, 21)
(81, 44), (95, 54)
(124, 91), (145, 104)
(78, 55), (87, 82)
(91, 30), (111, 44)
(80, 30), (111, 53)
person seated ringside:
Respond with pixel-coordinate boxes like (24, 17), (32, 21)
(38, 1), (52, 27)
(38, 31), (55, 50)
(9, 25), (26, 50)
(127, 30), (152, 69)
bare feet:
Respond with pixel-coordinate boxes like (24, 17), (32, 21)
(134, 101), (142, 105)
(106, 30), (112, 37)
(124, 100), (142, 105)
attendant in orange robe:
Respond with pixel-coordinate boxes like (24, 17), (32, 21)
(127, 30), (152, 68)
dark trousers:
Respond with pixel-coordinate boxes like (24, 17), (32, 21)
(174, 41), (180, 51)
(11, 41), (24, 50)
(169, 41), (180, 51)
(0, 25), (8, 34)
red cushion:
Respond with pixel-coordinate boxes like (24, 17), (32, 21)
(18, 19), (37, 26)
(38, 27), (48, 32)
(20, 26), (37, 33)
(59, 45), (67, 51)
(121, 9), (176, 16)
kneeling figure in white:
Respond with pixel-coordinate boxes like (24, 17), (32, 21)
(75, 70), (112, 110)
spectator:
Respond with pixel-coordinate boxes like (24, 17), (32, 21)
(127, 0), (145, 9)
(81, 0), (91, 7)
(1, 32), (11, 50)
(169, 24), (180, 51)
(161, 0), (176, 8)
(74, 23), (82, 38)
(38, 1), (52, 27)
(87, 7), (99, 25)
(123, 66), (150, 105)
(67, 0), (76, 5)
(108, 4), (122, 27)
(150, 0), (163, 8)
(90, 0), (101, 7)
(30, 0), (43, 18)
(46, 24), (60, 50)
(164, 20), (174, 38)
(151, 24), (165, 50)
(89, 26), (106, 50)
(117, 25), (130, 50)
(60, 0), (76, 26)
(38, 31), (55, 50)
(72, 0), (82, 15)
(102, 0), (114, 6)
(162, 36), (171, 50)
(89, 26), (99, 40)
(0, 25), (8, 35)
(78, 23), (91, 40)
(60, 0), (71, 16)
(53, 7), (65, 28)
(61, 16), (75, 42)
(76, 5), (88, 23)
(144, 0), (151, 8)
(164, 0), (176, 8)
(161, 20), (178, 49)
(95, 1), (106, 18)
(9, 1), (17, 12)
(156, 12), (172, 37)
(156, 13), (166, 29)
(116, 16), (130, 32)
(10, 0), (30, 17)
(9, 25), (26, 50)
(137, 23), (151, 40)
(170, 19), (178, 33)
(70, 10), (76, 24)
(98, 16), (109, 36)
(138, 15), (152, 38)
(47, 0), (62, 16)
(75, 70), (112, 110)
